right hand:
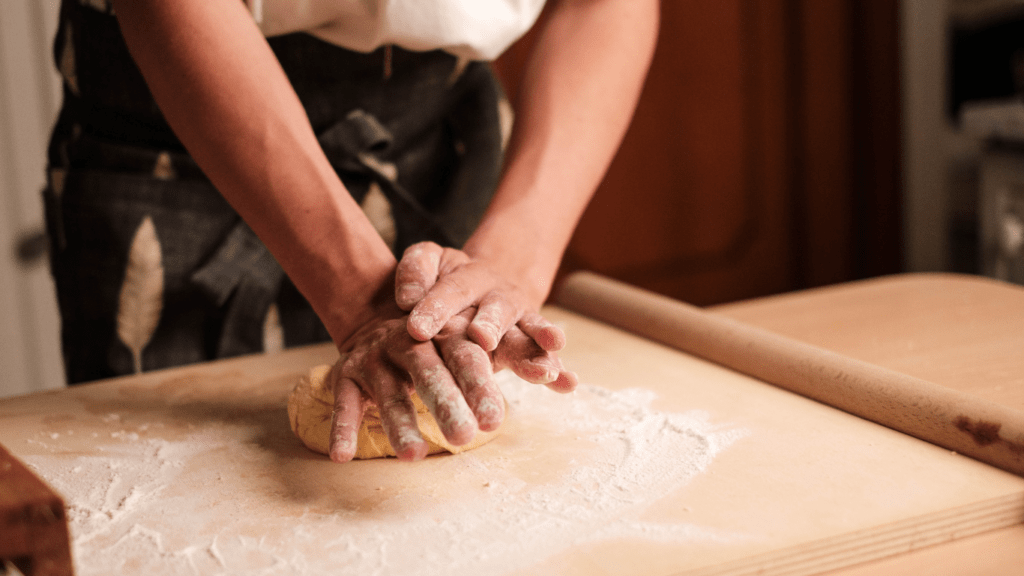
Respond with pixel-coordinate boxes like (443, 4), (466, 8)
(394, 242), (566, 352)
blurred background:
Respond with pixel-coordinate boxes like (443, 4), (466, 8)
(2, 0), (1022, 398)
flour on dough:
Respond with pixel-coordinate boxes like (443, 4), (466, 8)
(288, 364), (504, 459)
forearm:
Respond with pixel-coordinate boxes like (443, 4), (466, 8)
(464, 0), (659, 306)
(111, 0), (396, 343)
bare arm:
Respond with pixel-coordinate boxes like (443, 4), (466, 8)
(471, 0), (660, 300)
(111, 0), (394, 343)
(398, 0), (660, 347)
(111, 0), (574, 461)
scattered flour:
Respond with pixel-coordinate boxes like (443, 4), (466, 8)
(24, 372), (747, 576)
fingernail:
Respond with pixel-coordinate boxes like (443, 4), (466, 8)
(475, 396), (505, 431)
(554, 371), (579, 393)
(329, 431), (355, 462)
(397, 441), (428, 461)
(398, 284), (424, 305)
(483, 324), (500, 346)
(471, 321), (500, 351)
(409, 309), (437, 337)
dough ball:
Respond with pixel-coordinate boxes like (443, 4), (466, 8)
(287, 364), (504, 459)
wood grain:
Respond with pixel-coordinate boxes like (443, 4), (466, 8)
(556, 271), (1024, 477)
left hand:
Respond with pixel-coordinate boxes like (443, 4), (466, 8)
(395, 241), (566, 353)
(328, 307), (576, 463)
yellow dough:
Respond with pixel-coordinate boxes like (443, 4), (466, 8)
(288, 364), (504, 459)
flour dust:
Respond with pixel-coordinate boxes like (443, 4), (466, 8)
(25, 372), (747, 576)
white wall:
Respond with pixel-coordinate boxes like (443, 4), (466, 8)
(0, 0), (65, 397)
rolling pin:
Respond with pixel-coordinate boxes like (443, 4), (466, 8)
(555, 272), (1024, 477)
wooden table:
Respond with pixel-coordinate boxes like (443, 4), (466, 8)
(1, 273), (1022, 575)
(711, 273), (1024, 575)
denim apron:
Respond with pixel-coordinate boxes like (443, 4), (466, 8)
(45, 0), (507, 383)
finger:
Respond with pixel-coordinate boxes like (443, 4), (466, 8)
(493, 327), (559, 383)
(404, 345), (478, 446)
(329, 375), (366, 463)
(374, 369), (429, 461)
(548, 369), (579, 394)
(437, 315), (505, 432)
(395, 242), (443, 311)
(494, 327), (577, 393)
(407, 267), (480, 341)
(518, 312), (566, 352)
(467, 291), (520, 352)
(450, 341), (505, 432)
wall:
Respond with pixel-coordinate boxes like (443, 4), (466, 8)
(901, 0), (961, 272)
(0, 0), (64, 398)
(499, 0), (904, 306)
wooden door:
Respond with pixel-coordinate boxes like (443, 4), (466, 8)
(497, 0), (902, 306)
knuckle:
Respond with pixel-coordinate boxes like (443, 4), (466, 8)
(438, 248), (470, 273)
(445, 275), (475, 300)
(378, 392), (414, 413)
(406, 346), (440, 370)
(403, 241), (436, 258)
(340, 353), (365, 378)
(437, 314), (471, 337)
(452, 342), (485, 365)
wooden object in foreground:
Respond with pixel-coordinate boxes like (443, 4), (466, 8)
(556, 272), (1024, 477)
(0, 444), (72, 576)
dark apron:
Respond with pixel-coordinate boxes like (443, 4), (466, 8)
(45, 0), (507, 384)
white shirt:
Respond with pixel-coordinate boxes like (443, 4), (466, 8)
(247, 0), (546, 61)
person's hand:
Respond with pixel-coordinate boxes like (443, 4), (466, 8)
(326, 308), (577, 463)
(437, 309), (579, 397)
(395, 241), (565, 353)
(325, 303), (474, 463)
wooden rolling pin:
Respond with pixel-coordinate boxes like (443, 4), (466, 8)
(555, 272), (1024, 477)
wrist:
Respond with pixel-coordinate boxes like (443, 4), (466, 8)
(270, 185), (400, 346)
(463, 231), (560, 309)
(314, 252), (399, 346)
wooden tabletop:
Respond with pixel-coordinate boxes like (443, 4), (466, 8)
(710, 273), (1024, 575)
(1, 272), (1021, 575)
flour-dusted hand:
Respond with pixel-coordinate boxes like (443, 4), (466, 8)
(388, 0), (661, 396)
(492, 321), (578, 393)
(395, 241), (566, 352)
(433, 309), (578, 428)
(327, 307), (478, 463)
(327, 306), (577, 463)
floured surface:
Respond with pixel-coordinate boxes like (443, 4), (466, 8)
(9, 371), (744, 576)
(2, 307), (1024, 576)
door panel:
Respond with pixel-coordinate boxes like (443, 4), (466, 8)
(496, 0), (902, 306)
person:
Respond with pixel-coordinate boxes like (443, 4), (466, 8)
(43, 0), (659, 462)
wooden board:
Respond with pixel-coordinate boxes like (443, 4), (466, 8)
(2, 274), (1024, 575)
(0, 444), (72, 576)
(523, 308), (1024, 576)
(712, 272), (1024, 575)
